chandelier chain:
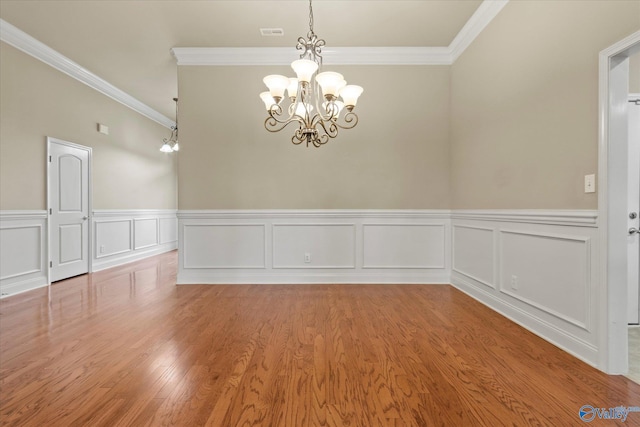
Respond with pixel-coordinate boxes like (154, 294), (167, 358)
(308, 0), (314, 34)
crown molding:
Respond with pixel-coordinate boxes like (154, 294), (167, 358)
(0, 0), (509, 119)
(323, 47), (453, 65)
(171, 46), (453, 66)
(172, 0), (509, 66)
(177, 209), (452, 219)
(0, 19), (175, 129)
(449, 0), (509, 61)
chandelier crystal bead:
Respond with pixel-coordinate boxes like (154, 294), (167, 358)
(260, 0), (362, 148)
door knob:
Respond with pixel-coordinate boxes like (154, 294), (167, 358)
(631, 212), (638, 219)
(83, 216), (88, 220)
(630, 227), (639, 235)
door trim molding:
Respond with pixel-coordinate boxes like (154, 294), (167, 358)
(47, 137), (93, 284)
(597, 30), (640, 374)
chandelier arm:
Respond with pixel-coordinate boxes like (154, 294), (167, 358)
(290, 82), (315, 126)
(264, 103), (298, 126)
(265, 104), (305, 133)
(311, 133), (329, 148)
(311, 79), (341, 123)
(311, 80), (330, 121)
(291, 107), (312, 127)
(315, 101), (338, 122)
(292, 128), (306, 145)
(265, 115), (305, 133)
(308, 111), (323, 129)
(317, 118), (339, 140)
(334, 112), (359, 130)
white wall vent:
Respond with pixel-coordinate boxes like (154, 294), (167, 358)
(260, 28), (284, 36)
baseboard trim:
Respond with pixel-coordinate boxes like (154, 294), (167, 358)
(451, 272), (598, 367)
(0, 276), (48, 298)
(93, 241), (177, 272)
(178, 271), (451, 285)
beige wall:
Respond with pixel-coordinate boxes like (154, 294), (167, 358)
(0, 42), (177, 210)
(5, 0), (635, 212)
(450, 0), (640, 209)
(178, 65), (450, 209)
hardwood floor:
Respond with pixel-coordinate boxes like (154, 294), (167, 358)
(1, 251), (639, 426)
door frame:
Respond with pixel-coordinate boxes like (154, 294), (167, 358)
(628, 92), (640, 326)
(598, 31), (640, 374)
(46, 137), (93, 284)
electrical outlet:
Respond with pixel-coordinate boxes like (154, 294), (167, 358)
(511, 275), (519, 290)
(304, 253), (311, 263)
(100, 245), (105, 254)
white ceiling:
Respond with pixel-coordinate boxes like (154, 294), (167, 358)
(0, 1), (484, 121)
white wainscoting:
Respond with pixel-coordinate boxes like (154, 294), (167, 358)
(450, 210), (599, 367)
(93, 210), (177, 271)
(273, 224), (355, 269)
(177, 210), (451, 284)
(0, 211), (48, 296)
(0, 209), (178, 297)
(3, 207), (602, 370)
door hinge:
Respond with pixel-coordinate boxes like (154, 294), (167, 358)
(49, 208), (52, 214)
(49, 155), (52, 162)
(50, 261), (52, 268)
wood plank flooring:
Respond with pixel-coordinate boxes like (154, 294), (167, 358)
(1, 251), (639, 426)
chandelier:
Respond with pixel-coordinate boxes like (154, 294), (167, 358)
(259, 0), (363, 148)
(160, 97), (179, 152)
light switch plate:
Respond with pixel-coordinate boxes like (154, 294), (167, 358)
(584, 174), (596, 193)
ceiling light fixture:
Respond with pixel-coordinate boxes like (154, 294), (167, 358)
(259, 0), (363, 148)
(160, 97), (179, 153)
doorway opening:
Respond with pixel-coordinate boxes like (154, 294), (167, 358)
(627, 91), (640, 383)
(598, 31), (640, 375)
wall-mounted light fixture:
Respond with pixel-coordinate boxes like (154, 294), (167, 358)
(160, 98), (179, 153)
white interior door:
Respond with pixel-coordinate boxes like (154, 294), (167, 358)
(49, 138), (90, 282)
(629, 96), (640, 325)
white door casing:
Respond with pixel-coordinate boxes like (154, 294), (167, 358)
(629, 95), (640, 325)
(48, 138), (91, 282)
(598, 31), (640, 374)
